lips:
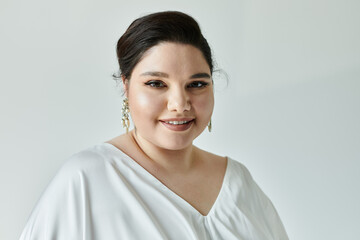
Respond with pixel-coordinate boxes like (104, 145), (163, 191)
(159, 118), (195, 131)
(159, 118), (195, 122)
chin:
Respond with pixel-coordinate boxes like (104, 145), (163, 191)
(157, 136), (194, 151)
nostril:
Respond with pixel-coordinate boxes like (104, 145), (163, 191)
(167, 99), (191, 112)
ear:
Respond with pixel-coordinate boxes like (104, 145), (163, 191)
(122, 75), (129, 98)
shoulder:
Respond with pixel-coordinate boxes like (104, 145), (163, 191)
(192, 147), (228, 179)
(193, 145), (227, 164)
(226, 158), (289, 238)
(226, 157), (265, 197)
(54, 143), (116, 181)
(191, 146), (254, 186)
(19, 143), (113, 240)
(224, 157), (274, 210)
(227, 157), (254, 183)
(26, 143), (119, 213)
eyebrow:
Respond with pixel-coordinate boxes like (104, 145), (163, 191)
(140, 71), (211, 79)
(190, 73), (211, 79)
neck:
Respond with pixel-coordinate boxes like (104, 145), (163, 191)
(129, 130), (196, 173)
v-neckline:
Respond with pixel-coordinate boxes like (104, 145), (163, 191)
(101, 142), (231, 218)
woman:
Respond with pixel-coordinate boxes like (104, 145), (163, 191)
(20, 11), (288, 240)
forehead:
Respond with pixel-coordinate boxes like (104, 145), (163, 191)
(132, 42), (211, 78)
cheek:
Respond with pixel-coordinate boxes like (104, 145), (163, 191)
(129, 89), (164, 123)
(192, 93), (214, 117)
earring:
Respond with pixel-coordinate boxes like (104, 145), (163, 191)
(208, 118), (212, 132)
(122, 97), (130, 133)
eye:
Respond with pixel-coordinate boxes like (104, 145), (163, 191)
(187, 81), (209, 88)
(145, 80), (166, 88)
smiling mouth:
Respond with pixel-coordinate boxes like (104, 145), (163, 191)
(162, 120), (193, 125)
(159, 119), (195, 131)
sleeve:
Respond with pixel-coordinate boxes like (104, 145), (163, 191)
(19, 154), (94, 240)
(233, 160), (289, 240)
(250, 178), (289, 240)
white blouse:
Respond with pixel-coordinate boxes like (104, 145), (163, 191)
(20, 143), (288, 240)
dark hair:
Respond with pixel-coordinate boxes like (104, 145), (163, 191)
(115, 11), (214, 80)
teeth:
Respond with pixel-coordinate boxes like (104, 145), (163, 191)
(165, 120), (191, 125)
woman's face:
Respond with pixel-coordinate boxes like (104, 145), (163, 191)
(124, 42), (214, 150)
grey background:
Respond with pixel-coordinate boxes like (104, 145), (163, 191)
(1, 0), (359, 239)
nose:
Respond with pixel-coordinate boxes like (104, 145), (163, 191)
(167, 87), (191, 113)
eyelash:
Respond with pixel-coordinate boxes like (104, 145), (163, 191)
(145, 80), (165, 88)
(145, 80), (209, 89)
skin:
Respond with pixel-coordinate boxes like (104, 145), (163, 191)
(126, 42), (214, 171)
(107, 42), (227, 216)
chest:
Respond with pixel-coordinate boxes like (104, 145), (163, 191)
(149, 159), (227, 216)
(106, 137), (227, 216)
(167, 177), (220, 216)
